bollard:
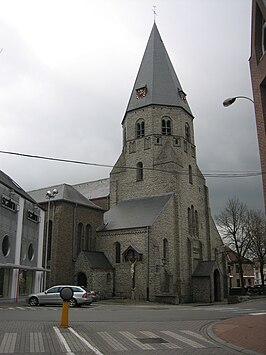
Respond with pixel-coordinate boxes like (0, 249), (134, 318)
(59, 287), (73, 328)
(60, 301), (69, 328)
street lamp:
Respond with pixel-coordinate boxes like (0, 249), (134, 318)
(223, 96), (254, 107)
(43, 189), (58, 290)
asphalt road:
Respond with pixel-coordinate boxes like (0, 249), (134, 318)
(0, 298), (265, 354)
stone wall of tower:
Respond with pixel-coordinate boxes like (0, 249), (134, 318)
(110, 105), (197, 205)
(107, 101), (225, 302)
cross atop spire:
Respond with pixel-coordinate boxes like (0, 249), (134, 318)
(152, 6), (157, 23)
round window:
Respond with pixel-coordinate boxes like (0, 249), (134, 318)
(28, 243), (34, 261)
(2, 235), (10, 257)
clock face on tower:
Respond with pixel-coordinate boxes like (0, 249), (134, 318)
(136, 86), (147, 99)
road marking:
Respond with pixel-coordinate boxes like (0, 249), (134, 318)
(119, 331), (155, 350)
(161, 330), (206, 348)
(98, 331), (128, 351)
(180, 330), (214, 344)
(30, 332), (45, 353)
(0, 333), (17, 353)
(53, 327), (75, 355)
(140, 331), (181, 349)
(69, 327), (104, 355)
(249, 312), (266, 316)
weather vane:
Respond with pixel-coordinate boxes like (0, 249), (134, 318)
(152, 6), (158, 23)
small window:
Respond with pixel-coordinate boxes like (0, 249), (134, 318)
(115, 242), (121, 263)
(188, 208), (192, 235)
(162, 118), (171, 135)
(2, 235), (10, 257)
(185, 123), (191, 142)
(163, 238), (169, 262)
(84, 224), (92, 251)
(28, 243), (34, 261)
(154, 135), (162, 145)
(77, 223), (84, 256)
(136, 162), (143, 181)
(189, 165), (193, 184)
(136, 120), (145, 138)
(173, 137), (180, 146)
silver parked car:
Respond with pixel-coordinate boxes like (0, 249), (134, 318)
(26, 285), (93, 307)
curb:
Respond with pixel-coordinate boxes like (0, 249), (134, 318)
(206, 321), (262, 355)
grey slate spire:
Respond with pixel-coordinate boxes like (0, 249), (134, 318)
(125, 23), (193, 116)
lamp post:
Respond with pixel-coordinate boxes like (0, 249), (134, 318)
(222, 96), (254, 107)
(43, 189), (58, 290)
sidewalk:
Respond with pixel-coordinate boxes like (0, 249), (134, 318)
(210, 314), (266, 355)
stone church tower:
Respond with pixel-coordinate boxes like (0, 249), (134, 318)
(97, 23), (225, 303)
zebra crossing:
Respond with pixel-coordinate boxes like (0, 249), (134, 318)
(0, 327), (216, 354)
(0, 306), (60, 311)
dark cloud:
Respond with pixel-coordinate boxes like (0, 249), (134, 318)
(0, 0), (264, 216)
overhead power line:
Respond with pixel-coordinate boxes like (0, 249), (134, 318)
(0, 150), (263, 179)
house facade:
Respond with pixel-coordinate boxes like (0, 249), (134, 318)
(226, 246), (254, 289)
(0, 170), (45, 300)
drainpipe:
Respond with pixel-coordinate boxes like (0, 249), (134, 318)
(72, 204), (77, 261)
(146, 226), (150, 301)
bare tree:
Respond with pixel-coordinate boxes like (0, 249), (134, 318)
(247, 210), (266, 289)
(216, 197), (251, 291)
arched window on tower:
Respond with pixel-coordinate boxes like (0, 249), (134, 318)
(195, 210), (199, 237)
(185, 123), (191, 142)
(189, 165), (193, 184)
(136, 162), (143, 181)
(136, 120), (145, 138)
(191, 205), (195, 236)
(162, 118), (172, 135)
(188, 207), (192, 235)
(115, 242), (121, 263)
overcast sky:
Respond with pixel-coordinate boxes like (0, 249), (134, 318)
(0, 0), (264, 216)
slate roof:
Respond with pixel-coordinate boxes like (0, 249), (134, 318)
(81, 251), (113, 270)
(0, 170), (37, 204)
(73, 178), (109, 200)
(125, 23), (193, 119)
(225, 246), (253, 264)
(98, 192), (174, 231)
(28, 184), (103, 210)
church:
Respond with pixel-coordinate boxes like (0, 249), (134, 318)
(30, 23), (226, 304)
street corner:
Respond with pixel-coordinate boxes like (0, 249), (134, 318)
(212, 314), (266, 355)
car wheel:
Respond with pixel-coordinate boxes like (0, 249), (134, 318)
(68, 298), (77, 308)
(29, 296), (39, 306)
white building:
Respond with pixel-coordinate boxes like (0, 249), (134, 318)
(0, 170), (45, 301)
